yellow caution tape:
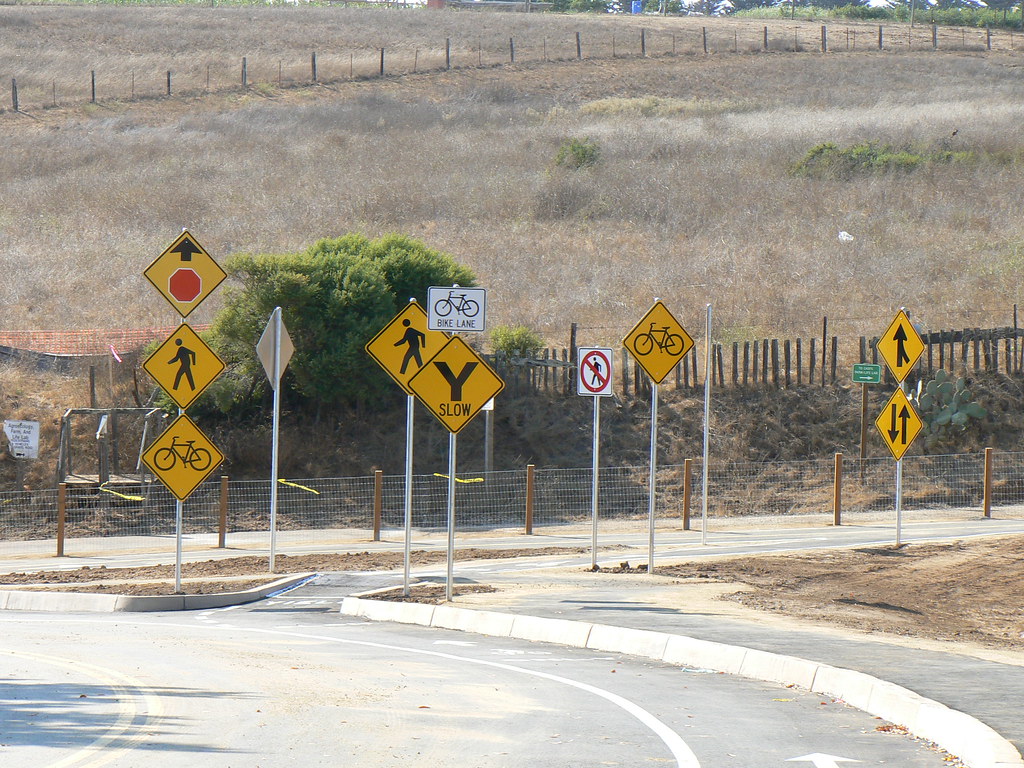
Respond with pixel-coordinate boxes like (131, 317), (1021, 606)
(277, 479), (321, 495)
(433, 473), (484, 484)
(98, 484), (145, 501)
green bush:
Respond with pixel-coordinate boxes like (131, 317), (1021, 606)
(490, 325), (545, 358)
(791, 141), (975, 179)
(208, 234), (474, 412)
(554, 136), (600, 170)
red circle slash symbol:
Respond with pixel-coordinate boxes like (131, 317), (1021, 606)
(169, 268), (202, 303)
(580, 350), (611, 394)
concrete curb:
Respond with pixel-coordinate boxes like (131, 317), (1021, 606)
(0, 573), (314, 613)
(339, 597), (1023, 768)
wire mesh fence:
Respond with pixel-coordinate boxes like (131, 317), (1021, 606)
(1, 449), (1022, 560)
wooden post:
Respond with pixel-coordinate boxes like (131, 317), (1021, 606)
(311, 51), (318, 82)
(784, 340), (792, 388)
(525, 463), (535, 534)
(242, 57), (247, 87)
(621, 347), (629, 396)
(809, 338), (816, 384)
(373, 469), (383, 541)
(831, 336), (838, 383)
(732, 342), (739, 386)
(878, 25), (883, 50)
(380, 48), (385, 76)
(510, 37), (515, 63)
(742, 341), (750, 385)
(763, 26), (768, 50)
(702, 27), (708, 54)
(933, 24), (938, 49)
(446, 37), (451, 69)
(983, 447), (993, 518)
(821, 25), (827, 53)
(56, 483), (67, 557)
(576, 31), (582, 59)
(821, 316), (828, 386)
(771, 339), (780, 387)
(682, 458), (692, 530)
(11, 78), (18, 112)
(91, 70), (96, 103)
(641, 29), (647, 56)
(987, 26), (992, 50)
(762, 339), (769, 383)
(833, 453), (843, 526)
(218, 475), (229, 548)
(166, 70), (172, 97)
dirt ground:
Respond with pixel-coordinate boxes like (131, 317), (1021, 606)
(3, 538), (1022, 652)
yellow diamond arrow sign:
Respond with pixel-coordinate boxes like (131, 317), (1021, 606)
(142, 413), (224, 501)
(407, 336), (504, 434)
(877, 309), (924, 383)
(365, 302), (449, 395)
(623, 301), (695, 384)
(144, 231), (226, 319)
(144, 324), (225, 411)
(874, 388), (923, 461)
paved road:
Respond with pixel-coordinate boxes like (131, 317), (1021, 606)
(1, 600), (954, 767)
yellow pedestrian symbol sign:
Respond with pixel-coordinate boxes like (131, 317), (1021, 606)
(874, 388), (923, 461)
(143, 324), (226, 411)
(407, 336), (504, 434)
(877, 310), (924, 383)
(623, 301), (695, 384)
(365, 302), (448, 395)
(142, 413), (224, 501)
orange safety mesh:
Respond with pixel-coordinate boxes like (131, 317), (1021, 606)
(0, 326), (211, 357)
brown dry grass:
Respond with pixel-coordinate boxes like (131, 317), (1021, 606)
(1, 6), (1023, 349)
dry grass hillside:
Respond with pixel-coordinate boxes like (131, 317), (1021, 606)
(2, 6), (1023, 349)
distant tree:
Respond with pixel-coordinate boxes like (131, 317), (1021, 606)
(209, 234), (474, 412)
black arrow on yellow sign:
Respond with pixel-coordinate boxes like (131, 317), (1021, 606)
(171, 236), (201, 262)
(888, 403), (911, 444)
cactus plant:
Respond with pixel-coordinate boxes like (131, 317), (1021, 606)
(913, 369), (987, 451)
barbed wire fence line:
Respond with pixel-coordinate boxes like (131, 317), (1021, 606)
(4, 20), (1015, 115)
(1, 449), (1020, 560)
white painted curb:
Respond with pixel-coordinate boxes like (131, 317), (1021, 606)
(339, 597), (1023, 768)
(0, 573), (314, 613)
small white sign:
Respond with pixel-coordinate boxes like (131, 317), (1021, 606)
(3, 420), (40, 459)
(427, 286), (487, 333)
(577, 348), (614, 397)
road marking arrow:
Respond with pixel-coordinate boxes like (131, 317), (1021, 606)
(786, 754), (861, 768)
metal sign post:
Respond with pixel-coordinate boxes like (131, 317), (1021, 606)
(257, 307), (294, 573)
(404, 393), (414, 596)
(701, 305), (712, 546)
(623, 302), (694, 573)
(577, 347), (613, 570)
(445, 431), (457, 602)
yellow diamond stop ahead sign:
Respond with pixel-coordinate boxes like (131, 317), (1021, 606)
(144, 231), (226, 319)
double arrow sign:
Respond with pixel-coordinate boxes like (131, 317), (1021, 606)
(873, 310), (924, 461)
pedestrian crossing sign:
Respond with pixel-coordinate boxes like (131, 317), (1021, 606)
(144, 324), (225, 411)
(365, 302), (449, 395)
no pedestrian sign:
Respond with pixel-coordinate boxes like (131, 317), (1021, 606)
(577, 347), (614, 397)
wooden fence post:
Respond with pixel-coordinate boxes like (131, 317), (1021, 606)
(702, 26), (708, 54)
(11, 78), (18, 112)
(682, 458), (692, 530)
(763, 26), (768, 50)
(446, 37), (451, 69)
(218, 475), (229, 548)
(379, 48), (385, 76)
(641, 29), (647, 56)
(242, 57), (248, 87)
(878, 25), (883, 50)
(166, 70), (172, 97)
(983, 447), (993, 518)
(576, 31), (582, 59)
(57, 482), (67, 557)
(833, 453), (843, 526)
(821, 25), (827, 53)
(525, 463), (535, 534)
(311, 51), (318, 82)
(91, 70), (96, 103)
(932, 24), (938, 49)
(373, 469), (383, 541)
(510, 37), (515, 63)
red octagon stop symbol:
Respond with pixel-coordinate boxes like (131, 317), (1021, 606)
(169, 268), (202, 303)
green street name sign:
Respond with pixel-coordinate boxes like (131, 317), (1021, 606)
(852, 363), (883, 384)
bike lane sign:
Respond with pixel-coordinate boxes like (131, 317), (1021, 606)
(623, 300), (695, 384)
(142, 413), (224, 501)
(577, 348), (614, 397)
(427, 286), (487, 333)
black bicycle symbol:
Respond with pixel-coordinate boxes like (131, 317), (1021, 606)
(153, 437), (212, 472)
(433, 290), (480, 318)
(634, 323), (685, 356)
